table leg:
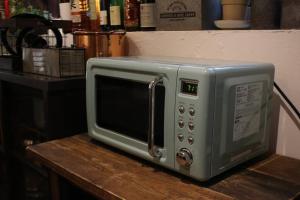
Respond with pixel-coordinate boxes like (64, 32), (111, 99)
(48, 170), (60, 200)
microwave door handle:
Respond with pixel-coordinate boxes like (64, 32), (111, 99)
(148, 77), (163, 158)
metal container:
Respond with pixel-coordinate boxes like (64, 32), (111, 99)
(109, 32), (126, 57)
(73, 31), (109, 60)
(23, 47), (85, 77)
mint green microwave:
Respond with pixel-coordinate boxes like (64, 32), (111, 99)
(86, 57), (274, 181)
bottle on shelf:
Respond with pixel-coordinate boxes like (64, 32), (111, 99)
(100, 0), (110, 31)
(109, 0), (124, 30)
(71, 0), (90, 30)
(140, 0), (156, 31)
(59, 0), (72, 20)
(4, 0), (10, 18)
(124, 0), (140, 31)
(89, 0), (100, 31)
(71, 0), (82, 29)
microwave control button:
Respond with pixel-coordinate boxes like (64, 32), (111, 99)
(176, 148), (193, 168)
(188, 122), (194, 131)
(177, 134), (184, 142)
(188, 136), (194, 145)
(189, 108), (195, 116)
(178, 105), (185, 114)
(178, 120), (184, 128)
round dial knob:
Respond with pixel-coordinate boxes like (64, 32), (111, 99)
(176, 148), (193, 168)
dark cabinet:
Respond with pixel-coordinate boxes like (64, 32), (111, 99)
(0, 71), (87, 200)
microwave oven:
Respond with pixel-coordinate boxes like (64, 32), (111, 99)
(86, 57), (274, 181)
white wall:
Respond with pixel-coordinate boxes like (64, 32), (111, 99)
(126, 30), (300, 159)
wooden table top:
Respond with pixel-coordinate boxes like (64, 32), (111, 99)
(27, 134), (300, 200)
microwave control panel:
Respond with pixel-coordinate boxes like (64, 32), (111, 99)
(176, 101), (197, 168)
(175, 78), (200, 170)
(175, 68), (214, 178)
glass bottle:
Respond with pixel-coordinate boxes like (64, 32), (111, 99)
(124, 0), (140, 31)
(109, 0), (124, 30)
(89, 0), (100, 31)
(140, 0), (156, 31)
(4, 0), (11, 18)
(71, 0), (90, 30)
(100, 0), (110, 31)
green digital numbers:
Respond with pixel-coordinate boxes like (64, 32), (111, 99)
(181, 80), (198, 96)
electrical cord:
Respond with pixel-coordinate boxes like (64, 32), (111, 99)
(274, 82), (300, 120)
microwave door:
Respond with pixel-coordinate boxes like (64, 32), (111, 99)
(95, 75), (165, 158)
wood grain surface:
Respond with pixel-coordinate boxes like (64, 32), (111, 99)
(251, 156), (300, 185)
(27, 134), (300, 200)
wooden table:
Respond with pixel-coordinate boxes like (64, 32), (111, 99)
(27, 134), (300, 200)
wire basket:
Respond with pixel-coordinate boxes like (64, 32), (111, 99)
(22, 47), (85, 77)
(0, 14), (74, 73)
(0, 31), (70, 72)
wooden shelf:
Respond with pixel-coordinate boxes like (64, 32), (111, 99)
(27, 134), (300, 200)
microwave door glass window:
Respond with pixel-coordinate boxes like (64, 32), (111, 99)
(95, 75), (165, 147)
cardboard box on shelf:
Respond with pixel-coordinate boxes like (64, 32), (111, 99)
(156, 0), (202, 31)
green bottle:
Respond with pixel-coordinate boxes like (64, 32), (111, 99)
(100, 0), (110, 31)
(109, 0), (124, 30)
(140, 0), (156, 31)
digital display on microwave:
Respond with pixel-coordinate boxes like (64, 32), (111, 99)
(181, 80), (198, 95)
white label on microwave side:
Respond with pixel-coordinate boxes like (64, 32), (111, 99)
(233, 82), (263, 142)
